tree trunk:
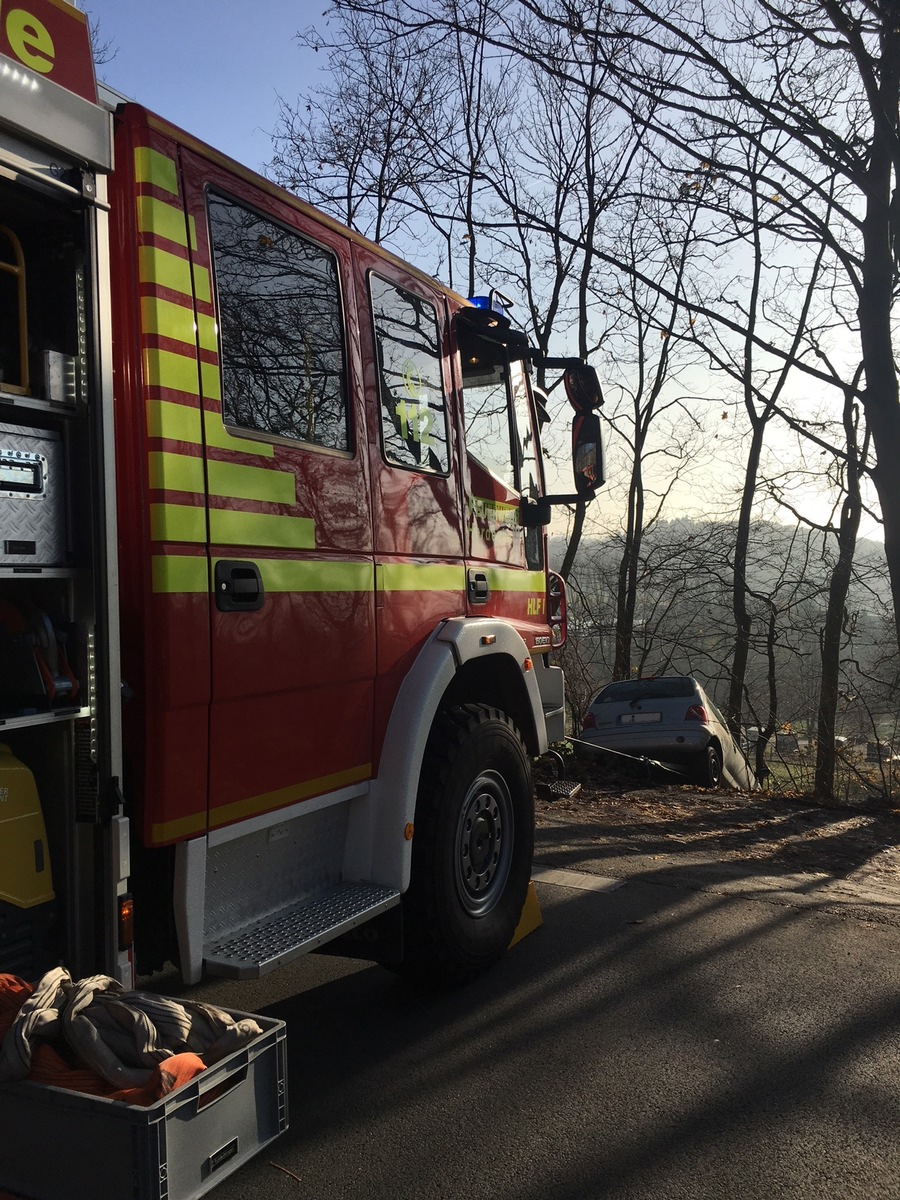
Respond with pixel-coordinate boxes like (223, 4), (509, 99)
(728, 419), (766, 734)
(814, 399), (864, 798)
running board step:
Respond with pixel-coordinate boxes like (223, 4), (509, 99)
(204, 882), (401, 979)
(536, 779), (582, 801)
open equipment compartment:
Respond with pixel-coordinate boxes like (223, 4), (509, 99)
(0, 1009), (288, 1200)
(0, 78), (122, 985)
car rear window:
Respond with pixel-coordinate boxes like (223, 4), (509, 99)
(593, 678), (696, 704)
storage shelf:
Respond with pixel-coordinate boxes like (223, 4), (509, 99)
(0, 390), (76, 417)
(0, 705), (90, 730)
(0, 566), (82, 579)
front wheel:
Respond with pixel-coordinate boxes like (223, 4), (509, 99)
(400, 704), (534, 985)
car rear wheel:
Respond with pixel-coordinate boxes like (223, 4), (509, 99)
(399, 704), (534, 986)
(696, 743), (722, 788)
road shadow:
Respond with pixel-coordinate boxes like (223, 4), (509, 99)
(197, 838), (900, 1200)
(135, 784), (900, 1199)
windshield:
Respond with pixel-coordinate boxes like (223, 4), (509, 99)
(595, 678), (696, 704)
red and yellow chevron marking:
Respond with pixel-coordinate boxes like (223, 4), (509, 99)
(133, 142), (315, 583)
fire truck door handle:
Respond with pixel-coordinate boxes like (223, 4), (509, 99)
(215, 560), (265, 612)
(468, 570), (490, 604)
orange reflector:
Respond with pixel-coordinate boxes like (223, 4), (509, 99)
(523, 658), (533, 671)
(481, 635), (497, 646)
(118, 894), (134, 951)
(404, 822), (415, 841)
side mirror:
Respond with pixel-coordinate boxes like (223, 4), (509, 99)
(520, 410), (605, 526)
(573, 411), (605, 495)
(564, 363), (603, 413)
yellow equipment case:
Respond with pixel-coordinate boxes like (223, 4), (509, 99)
(0, 744), (55, 977)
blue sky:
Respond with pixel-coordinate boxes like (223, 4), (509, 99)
(82, 1), (325, 175)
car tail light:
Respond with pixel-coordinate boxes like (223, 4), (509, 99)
(582, 711), (596, 730)
(547, 571), (567, 648)
(685, 704), (708, 721)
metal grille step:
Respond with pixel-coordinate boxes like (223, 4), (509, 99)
(536, 779), (582, 802)
(204, 881), (401, 979)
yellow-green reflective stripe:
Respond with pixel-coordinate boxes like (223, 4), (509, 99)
(142, 296), (195, 347)
(150, 503), (206, 542)
(136, 195), (189, 248)
(258, 559), (372, 592)
(145, 348), (199, 396)
(134, 147), (178, 195)
(148, 399), (202, 443)
(151, 554), (208, 593)
(141, 298), (215, 355)
(207, 460), (295, 504)
(154, 763), (373, 841)
(151, 811), (205, 842)
(193, 264), (211, 305)
(139, 246), (193, 297)
(199, 360), (221, 402)
(152, 759), (374, 840)
(147, 402), (277, 460)
(485, 568), (545, 593)
(209, 509), (314, 548)
(378, 563), (465, 591)
(151, 504), (313, 547)
(149, 452), (204, 493)
(204, 416), (274, 457)
(149, 556), (372, 597)
(197, 313), (217, 353)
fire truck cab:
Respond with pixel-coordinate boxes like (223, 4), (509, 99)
(0, 1), (603, 989)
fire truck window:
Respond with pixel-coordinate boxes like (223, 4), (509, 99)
(461, 351), (516, 490)
(208, 193), (348, 450)
(510, 362), (541, 502)
(510, 361), (544, 571)
(370, 275), (449, 473)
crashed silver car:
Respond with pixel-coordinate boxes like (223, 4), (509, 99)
(579, 675), (757, 790)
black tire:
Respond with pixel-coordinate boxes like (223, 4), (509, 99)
(696, 743), (722, 788)
(400, 703), (534, 985)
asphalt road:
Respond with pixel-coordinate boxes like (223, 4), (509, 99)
(173, 857), (900, 1200)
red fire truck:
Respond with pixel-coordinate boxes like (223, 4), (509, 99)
(0, 0), (603, 990)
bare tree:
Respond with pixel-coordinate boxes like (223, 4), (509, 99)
(337, 0), (899, 660)
(86, 11), (117, 68)
(270, 7), (452, 246)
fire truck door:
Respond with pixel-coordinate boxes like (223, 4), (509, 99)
(181, 154), (376, 834)
(352, 245), (466, 702)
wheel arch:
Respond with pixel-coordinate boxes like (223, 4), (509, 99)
(353, 618), (545, 894)
(441, 654), (539, 756)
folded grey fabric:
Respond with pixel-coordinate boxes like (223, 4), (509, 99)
(0, 968), (263, 1087)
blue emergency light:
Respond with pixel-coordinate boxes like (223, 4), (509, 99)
(468, 291), (513, 321)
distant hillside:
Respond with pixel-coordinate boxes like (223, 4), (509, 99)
(550, 519), (890, 609)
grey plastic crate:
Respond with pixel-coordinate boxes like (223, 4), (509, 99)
(0, 1008), (287, 1200)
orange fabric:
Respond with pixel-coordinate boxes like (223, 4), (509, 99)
(0, 974), (31, 1042)
(29, 1043), (113, 1097)
(109, 1053), (207, 1105)
(0, 975), (207, 1106)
